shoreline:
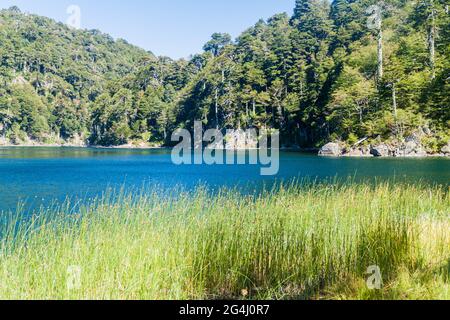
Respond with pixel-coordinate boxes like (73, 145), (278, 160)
(0, 143), (167, 150)
(0, 143), (449, 158)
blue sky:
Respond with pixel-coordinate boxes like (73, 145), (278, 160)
(1, 0), (296, 59)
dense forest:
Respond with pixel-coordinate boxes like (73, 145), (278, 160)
(0, 1), (448, 153)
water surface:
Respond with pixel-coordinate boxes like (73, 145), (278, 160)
(0, 147), (448, 213)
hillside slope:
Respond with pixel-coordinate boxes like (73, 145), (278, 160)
(0, 2), (448, 154)
(0, 6), (153, 144)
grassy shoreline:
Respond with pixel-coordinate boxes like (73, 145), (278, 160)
(0, 183), (449, 300)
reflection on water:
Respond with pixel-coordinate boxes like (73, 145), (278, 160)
(0, 147), (448, 214)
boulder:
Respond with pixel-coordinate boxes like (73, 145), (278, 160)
(410, 148), (428, 157)
(342, 147), (372, 157)
(441, 142), (450, 155)
(422, 127), (432, 135)
(342, 149), (362, 157)
(405, 134), (421, 144)
(403, 140), (418, 154)
(398, 140), (428, 157)
(370, 144), (391, 157)
(318, 143), (341, 157)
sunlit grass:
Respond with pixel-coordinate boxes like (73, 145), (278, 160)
(0, 182), (448, 300)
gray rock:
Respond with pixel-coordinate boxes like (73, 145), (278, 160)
(342, 149), (363, 157)
(405, 135), (420, 144)
(409, 148), (428, 157)
(370, 144), (390, 157)
(399, 140), (428, 157)
(224, 130), (258, 150)
(318, 143), (341, 157)
(403, 141), (418, 155)
(441, 142), (450, 155)
(342, 147), (372, 157)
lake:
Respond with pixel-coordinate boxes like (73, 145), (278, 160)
(0, 147), (448, 213)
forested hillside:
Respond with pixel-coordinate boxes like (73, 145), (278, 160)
(0, 1), (449, 152)
(0, 6), (153, 145)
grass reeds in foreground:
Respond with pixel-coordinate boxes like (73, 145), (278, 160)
(0, 183), (449, 300)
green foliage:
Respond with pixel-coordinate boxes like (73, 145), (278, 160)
(203, 33), (232, 57)
(0, 2), (448, 147)
(171, 0), (448, 148)
(0, 7), (151, 144)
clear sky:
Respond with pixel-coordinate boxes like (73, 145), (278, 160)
(1, 0), (296, 59)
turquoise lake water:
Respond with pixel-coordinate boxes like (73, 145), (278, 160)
(0, 147), (448, 213)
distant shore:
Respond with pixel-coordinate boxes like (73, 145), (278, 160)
(1, 142), (449, 158)
(0, 142), (166, 150)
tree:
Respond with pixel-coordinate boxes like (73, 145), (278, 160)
(0, 3), (448, 150)
(331, 0), (373, 50)
(292, 0), (332, 42)
(328, 66), (376, 139)
(366, 3), (385, 83)
(412, 0), (448, 80)
(52, 97), (82, 139)
(203, 33), (232, 57)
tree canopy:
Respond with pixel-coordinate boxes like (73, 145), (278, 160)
(0, 2), (448, 150)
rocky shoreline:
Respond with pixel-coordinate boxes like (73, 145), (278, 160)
(1, 136), (449, 157)
(319, 140), (450, 158)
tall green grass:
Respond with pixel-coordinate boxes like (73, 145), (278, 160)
(0, 183), (448, 300)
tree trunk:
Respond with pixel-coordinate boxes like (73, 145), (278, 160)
(392, 83), (398, 118)
(277, 104), (284, 129)
(429, 1), (436, 80)
(377, 18), (384, 83)
(359, 105), (363, 124)
(392, 82), (399, 136)
(215, 88), (219, 129)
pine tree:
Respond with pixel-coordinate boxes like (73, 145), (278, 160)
(293, 0), (332, 42)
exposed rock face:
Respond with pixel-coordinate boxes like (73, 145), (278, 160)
(64, 133), (87, 147)
(224, 130), (258, 150)
(370, 144), (391, 157)
(370, 136), (431, 157)
(397, 140), (428, 157)
(442, 143), (450, 156)
(320, 134), (447, 158)
(206, 139), (225, 150)
(342, 147), (371, 157)
(202, 130), (259, 150)
(318, 143), (341, 157)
